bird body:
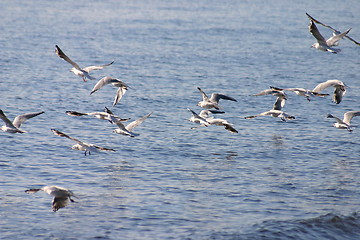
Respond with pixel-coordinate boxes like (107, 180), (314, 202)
(0, 110), (44, 133)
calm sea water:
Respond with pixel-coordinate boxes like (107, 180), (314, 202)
(1, 0), (360, 239)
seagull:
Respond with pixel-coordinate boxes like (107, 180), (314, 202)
(196, 110), (238, 133)
(308, 20), (351, 53)
(244, 95), (295, 121)
(306, 13), (360, 46)
(90, 77), (129, 106)
(327, 111), (360, 132)
(25, 186), (75, 212)
(110, 112), (152, 137)
(51, 129), (116, 155)
(312, 80), (347, 104)
(197, 87), (237, 110)
(244, 110), (295, 122)
(55, 45), (114, 82)
(270, 86), (329, 102)
(187, 108), (213, 128)
(66, 107), (130, 122)
(0, 109), (44, 133)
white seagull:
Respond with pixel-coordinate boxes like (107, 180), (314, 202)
(306, 13), (360, 46)
(187, 108), (212, 128)
(244, 95), (295, 121)
(55, 45), (114, 82)
(51, 129), (116, 155)
(327, 111), (360, 132)
(0, 109), (44, 133)
(90, 77), (129, 106)
(197, 87), (237, 110)
(66, 107), (130, 122)
(25, 186), (75, 212)
(312, 80), (347, 104)
(270, 86), (329, 102)
(308, 20), (351, 53)
(111, 112), (152, 137)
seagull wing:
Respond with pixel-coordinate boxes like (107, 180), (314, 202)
(312, 80), (337, 92)
(52, 196), (70, 212)
(309, 21), (327, 45)
(12, 111), (44, 128)
(126, 112), (152, 131)
(224, 124), (238, 133)
(244, 111), (272, 119)
(90, 77), (119, 95)
(65, 111), (88, 116)
(272, 96), (286, 110)
(82, 61), (114, 72)
(332, 86), (346, 104)
(113, 86), (127, 106)
(51, 129), (83, 145)
(343, 111), (360, 125)
(93, 145), (116, 152)
(210, 93), (237, 103)
(0, 110), (16, 128)
(326, 28), (351, 46)
(306, 13), (360, 46)
(197, 87), (209, 101)
(55, 45), (81, 70)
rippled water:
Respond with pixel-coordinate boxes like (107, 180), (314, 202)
(1, 0), (360, 239)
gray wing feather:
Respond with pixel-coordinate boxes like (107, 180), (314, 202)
(13, 111), (44, 128)
(82, 61), (114, 72)
(126, 112), (152, 131)
(55, 45), (81, 70)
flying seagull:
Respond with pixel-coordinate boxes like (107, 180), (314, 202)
(66, 107), (130, 122)
(0, 109), (44, 133)
(270, 86), (329, 102)
(110, 112), (152, 137)
(197, 87), (237, 110)
(327, 111), (360, 132)
(193, 109), (238, 133)
(308, 20), (351, 53)
(51, 129), (116, 155)
(306, 13), (360, 46)
(312, 80), (347, 104)
(55, 45), (114, 82)
(244, 95), (295, 121)
(90, 77), (129, 106)
(25, 186), (75, 212)
(187, 108), (212, 128)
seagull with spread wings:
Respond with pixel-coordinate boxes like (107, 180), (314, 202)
(25, 186), (75, 212)
(327, 111), (360, 132)
(269, 86), (329, 102)
(0, 109), (44, 133)
(51, 129), (116, 155)
(308, 20), (351, 53)
(55, 45), (114, 82)
(312, 80), (347, 104)
(306, 13), (360, 46)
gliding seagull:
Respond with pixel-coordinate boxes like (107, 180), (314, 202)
(55, 45), (114, 82)
(25, 186), (75, 212)
(51, 129), (116, 155)
(312, 80), (347, 104)
(308, 20), (351, 53)
(327, 111), (360, 132)
(0, 109), (44, 133)
(306, 13), (360, 46)
(270, 86), (329, 102)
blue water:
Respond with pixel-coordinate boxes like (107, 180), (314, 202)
(1, 0), (360, 239)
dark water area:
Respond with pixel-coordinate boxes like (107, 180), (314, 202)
(1, 0), (360, 239)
